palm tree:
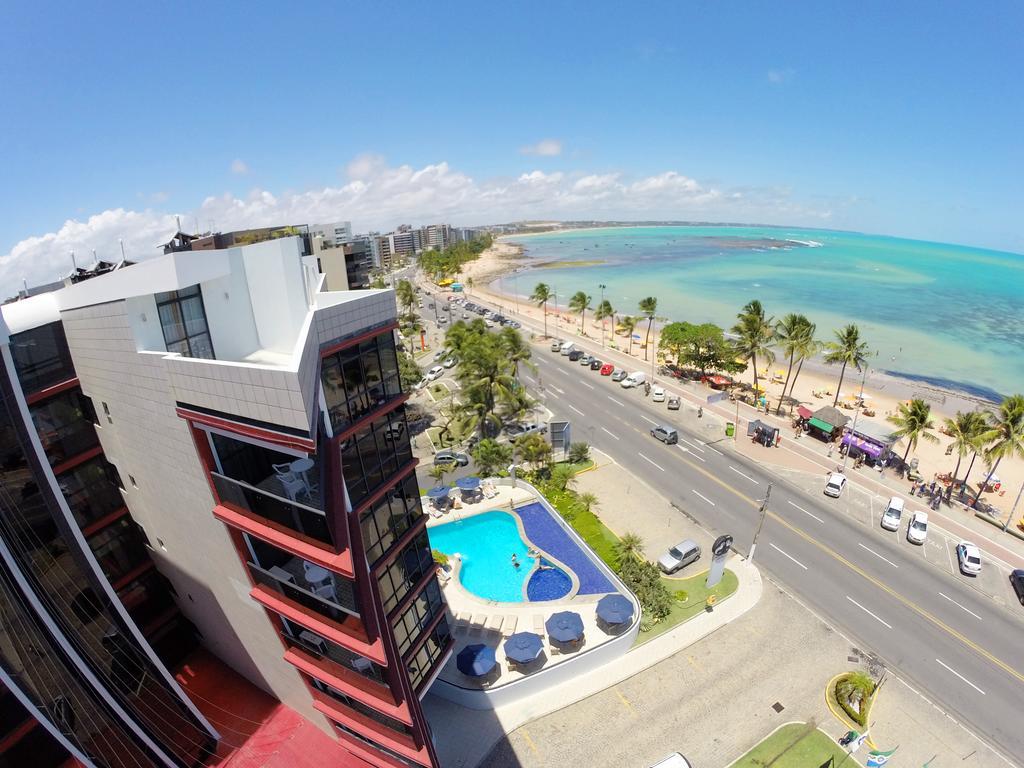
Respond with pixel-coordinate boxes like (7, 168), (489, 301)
(824, 324), (871, 407)
(887, 398), (939, 464)
(731, 300), (775, 394)
(569, 291), (591, 335)
(594, 299), (615, 347)
(618, 315), (638, 355)
(943, 411), (989, 486)
(395, 279), (416, 320)
(614, 532), (644, 565)
(577, 492), (599, 513)
(531, 282), (553, 338)
(972, 395), (1024, 517)
(785, 319), (820, 401)
(774, 313), (810, 414)
(427, 463), (450, 487)
(638, 297), (658, 361)
(498, 326), (534, 379)
(465, 276), (474, 295)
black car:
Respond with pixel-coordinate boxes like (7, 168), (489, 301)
(568, 349), (584, 361)
(589, 359), (603, 370)
(1011, 570), (1024, 606)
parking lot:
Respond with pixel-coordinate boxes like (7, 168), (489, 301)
(772, 465), (1021, 609)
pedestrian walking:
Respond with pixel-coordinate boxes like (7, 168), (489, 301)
(827, 443), (834, 458)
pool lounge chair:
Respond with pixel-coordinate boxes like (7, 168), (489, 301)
(454, 612), (471, 631)
(469, 615), (487, 636)
(482, 483), (498, 500)
(502, 615), (517, 636)
(533, 615), (545, 635)
(486, 615), (504, 634)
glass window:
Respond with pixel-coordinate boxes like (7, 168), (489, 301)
(30, 388), (99, 467)
(339, 406), (412, 509)
(155, 285), (215, 360)
(87, 517), (147, 583)
(279, 617), (386, 685)
(360, 475), (424, 564)
(57, 455), (125, 528)
(334, 724), (418, 767)
(406, 617), (452, 691)
(376, 531), (434, 614)
(9, 322), (76, 393)
(321, 333), (403, 431)
(309, 678), (412, 736)
(391, 579), (445, 656)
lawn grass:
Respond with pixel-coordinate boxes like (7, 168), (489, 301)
(730, 722), (846, 767)
(425, 426), (460, 450)
(636, 569), (740, 644)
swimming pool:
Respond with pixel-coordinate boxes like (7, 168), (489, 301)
(428, 510), (573, 603)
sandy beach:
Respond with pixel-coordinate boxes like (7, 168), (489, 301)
(453, 239), (1024, 525)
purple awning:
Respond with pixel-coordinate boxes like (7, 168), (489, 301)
(841, 433), (884, 458)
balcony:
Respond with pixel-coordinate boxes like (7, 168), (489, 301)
(212, 472), (331, 547)
(280, 624), (387, 687)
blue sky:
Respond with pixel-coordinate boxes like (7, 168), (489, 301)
(1, 1), (1022, 291)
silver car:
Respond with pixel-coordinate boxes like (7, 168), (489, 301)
(657, 539), (701, 574)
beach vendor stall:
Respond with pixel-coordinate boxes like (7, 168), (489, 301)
(747, 419), (779, 447)
(808, 405), (850, 442)
(840, 419), (896, 465)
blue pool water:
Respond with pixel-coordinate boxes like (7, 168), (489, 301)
(428, 511), (575, 603)
(527, 561), (573, 601)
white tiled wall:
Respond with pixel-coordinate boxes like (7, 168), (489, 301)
(59, 300), (328, 731)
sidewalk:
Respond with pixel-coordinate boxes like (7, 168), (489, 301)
(423, 558), (761, 768)
(458, 287), (1024, 571)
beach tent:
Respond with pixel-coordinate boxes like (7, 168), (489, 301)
(848, 419), (896, 448)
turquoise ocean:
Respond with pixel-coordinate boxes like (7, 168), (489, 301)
(492, 226), (1024, 402)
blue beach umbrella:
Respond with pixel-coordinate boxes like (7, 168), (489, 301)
(456, 644), (497, 677)
(455, 476), (482, 491)
(503, 632), (544, 664)
(545, 611), (584, 643)
(426, 486), (451, 500)
(596, 594), (634, 625)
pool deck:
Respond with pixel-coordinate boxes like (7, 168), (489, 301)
(424, 483), (632, 691)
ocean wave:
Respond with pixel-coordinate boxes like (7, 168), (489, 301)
(786, 239), (824, 248)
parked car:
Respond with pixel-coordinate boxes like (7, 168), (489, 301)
(657, 539), (701, 574)
(462, 312), (470, 319)
(957, 541), (982, 575)
(621, 371), (647, 388)
(880, 496), (904, 531)
(824, 472), (847, 498)
(442, 357), (458, 368)
(667, 395), (681, 410)
(440, 304), (450, 312)
(508, 321), (522, 329)
(906, 511), (928, 544)
(433, 449), (469, 467)
(590, 358), (603, 370)
(600, 363), (615, 375)
(505, 422), (548, 439)
(551, 339), (564, 352)
(651, 385), (666, 402)
(438, 316), (448, 325)
(413, 378), (428, 391)
(426, 365), (444, 381)
(650, 425), (679, 444)
(568, 349), (584, 361)
(579, 354), (594, 366)
(560, 342), (576, 356)
(611, 368), (628, 381)
(1010, 570), (1024, 606)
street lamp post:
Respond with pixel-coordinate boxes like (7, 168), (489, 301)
(598, 284), (607, 349)
(840, 363), (870, 473)
(748, 482), (772, 563)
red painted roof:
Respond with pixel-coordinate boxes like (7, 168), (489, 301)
(174, 648), (371, 768)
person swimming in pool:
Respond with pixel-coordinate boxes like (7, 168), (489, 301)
(511, 553), (520, 568)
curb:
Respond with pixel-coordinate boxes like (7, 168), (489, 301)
(824, 672), (879, 748)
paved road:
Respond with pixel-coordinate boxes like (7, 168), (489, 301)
(415, 290), (1024, 762)
(525, 346), (1024, 763)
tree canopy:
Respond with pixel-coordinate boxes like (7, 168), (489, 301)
(418, 235), (493, 281)
(658, 321), (742, 377)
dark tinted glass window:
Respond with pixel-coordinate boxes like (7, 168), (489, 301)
(321, 333), (402, 431)
(30, 388), (98, 467)
(9, 323), (75, 393)
(340, 406), (412, 509)
(155, 285), (214, 360)
(360, 474), (423, 564)
(376, 531), (433, 614)
(57, 455), (125, 529)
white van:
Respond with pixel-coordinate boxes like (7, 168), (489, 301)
(621, 371), (647, 388)
(560, 342), (576, 356)
(880, 496), (904, 531)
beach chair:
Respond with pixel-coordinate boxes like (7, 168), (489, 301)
(486, 615), (504, 634)
(454, 612), (471, 632)
(533, 615), (545, 635)
(502, 615), (517, 636)
(469, 615), (486, 636)
(483, 483), (498, 500)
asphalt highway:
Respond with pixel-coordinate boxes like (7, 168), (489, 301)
(412, 289), (1024, 762)
(526, 347), (1024, 763)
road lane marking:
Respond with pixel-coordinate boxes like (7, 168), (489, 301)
(787, 500), (823, 523)
(550, 385), (565, 394)
(936, 659), (985, 694)
(639, 415), (659, 426)
(580, 381), (595, 390)
(769, 543), (808, 570)
(677, 445), (705, 462)
(601, 427), (620, 440)
(556, 368), (569, 376)
(938, 592), (983, 621)
(646, 424), (1024, 684)
(638, 453), (665, 472)
(607, 395), (625, 407)
(845, 596), (893, 629)
(728, 465), (759, 484)
(613, 686), (636, 714)
(857, 542), (899, 568)
(701, 441), (724, 456)
(680, 437), (705, 452)
(569, 405), (585, 416)
(692, 490), (716, 506)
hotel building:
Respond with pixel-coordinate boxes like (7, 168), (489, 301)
(0, 232), (451, 767)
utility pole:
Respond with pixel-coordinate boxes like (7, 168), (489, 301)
(748, 482), (772, 562)
(1004, 480), (1023, 532)
(841, 363), (870, 472)
(598, 284), (607, 349)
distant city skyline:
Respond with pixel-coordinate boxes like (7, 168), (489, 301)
(2, 1), (1022, 294)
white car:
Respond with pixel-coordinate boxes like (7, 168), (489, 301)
(442, 357), (458, 368)
(426, 366), (444, 381)
(957, 541), (982, 575)
(824, 472), (847, 498)
(880, 496), (904, 531)
(651, 386), (666, 402)
(413, 378), (428, 391)
(906, 511), (928, 544)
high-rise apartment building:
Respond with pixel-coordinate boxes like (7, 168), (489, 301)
(1, 233), (450, 768)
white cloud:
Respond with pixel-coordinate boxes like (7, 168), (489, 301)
(0, 156), (837, 297)
(767, 68), (795, 85)
(520, 139), (563, 157)
(230, 159), (249, 174)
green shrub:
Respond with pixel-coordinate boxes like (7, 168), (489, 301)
(617, 556), (673, 621)
(432, 549), (450, 567)
(835, 672), (875, 726)
(673, 590), (689, 602)
(568, 442), (591, 464)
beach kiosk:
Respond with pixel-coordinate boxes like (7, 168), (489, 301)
(807, 405), (850, 442)
(841, 419), (896, 465)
